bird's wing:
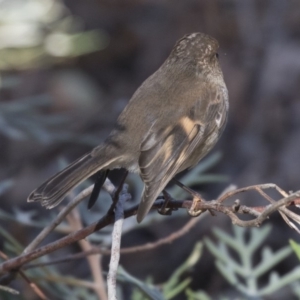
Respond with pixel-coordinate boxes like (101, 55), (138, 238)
(136, 93), (227, 222)
(136, 116), (204, 222)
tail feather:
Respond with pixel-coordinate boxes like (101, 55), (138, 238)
(28, 151), (120, 209)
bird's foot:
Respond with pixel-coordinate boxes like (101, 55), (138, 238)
(171, 179), (207, 217)
(188, 195), (205, 217)
(157, 190), (176, 216)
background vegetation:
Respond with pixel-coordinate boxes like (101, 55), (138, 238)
(1, 0), (300, 299)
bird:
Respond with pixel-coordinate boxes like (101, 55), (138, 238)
(28, 32), (229, 223)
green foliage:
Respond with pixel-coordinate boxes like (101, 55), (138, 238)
(118, 267), (164, 300)
(290, 240), (300, 261)
(0, 95), (65, 142)
(204, 225), (300, 298)
(162, 242), (203, 299)
(1, 196), (300, 300)
(0, 96), (100, 146)
(124, 242), (203, 300)
(0, 220), (100, 299)
(114, 227), (300, 299)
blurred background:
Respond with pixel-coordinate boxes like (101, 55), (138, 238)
(1, 0), (300, 299)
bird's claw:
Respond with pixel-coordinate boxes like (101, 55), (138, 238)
(188, 195), (206, 217)
(157, 190), (176, 216)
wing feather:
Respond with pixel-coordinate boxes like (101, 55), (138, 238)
(136, 87), (227, 222)
(136, 119), (204, 222)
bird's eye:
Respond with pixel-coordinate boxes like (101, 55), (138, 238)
(215, 53), (219, 59)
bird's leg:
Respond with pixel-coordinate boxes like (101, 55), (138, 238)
(108, 170), (129, 215)
(157, 190), (175, 216)
(172, 179), (206, 217)
(88, 170), (110, 209)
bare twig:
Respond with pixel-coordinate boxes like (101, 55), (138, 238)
(1, 183), (300, 279)
(24, 178), (117, 254)
(107, 181), (130, 300)
(24, 185), (95, 254)
(23, 216), (203, 270)
(0, 207), (131, 275)
(67, 208), (108, 300)
(0, 285), (19, 295)
(217, 183), (281, 203)
(0, 251), (48, 300)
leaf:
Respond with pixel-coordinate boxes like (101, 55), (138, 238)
(290, 239), (300, 261)
(205, 225), (300, 298)
(163, 242), (203, 296)
(117, 266), (164, 300)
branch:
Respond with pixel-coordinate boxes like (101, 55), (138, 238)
(0, 183), (300, 278)
(23, 216), (203, 270)
(24, 178), (117, 254)
(0, 251), (47, 299)
(23, 185), (95, 254)
(107, 181), (130, 300)
(66, 208), (107, 300)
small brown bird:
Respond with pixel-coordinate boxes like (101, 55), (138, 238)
(28, 32), (229, 223)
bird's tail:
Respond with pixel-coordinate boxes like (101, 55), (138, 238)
(28, 149), (120, 209)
